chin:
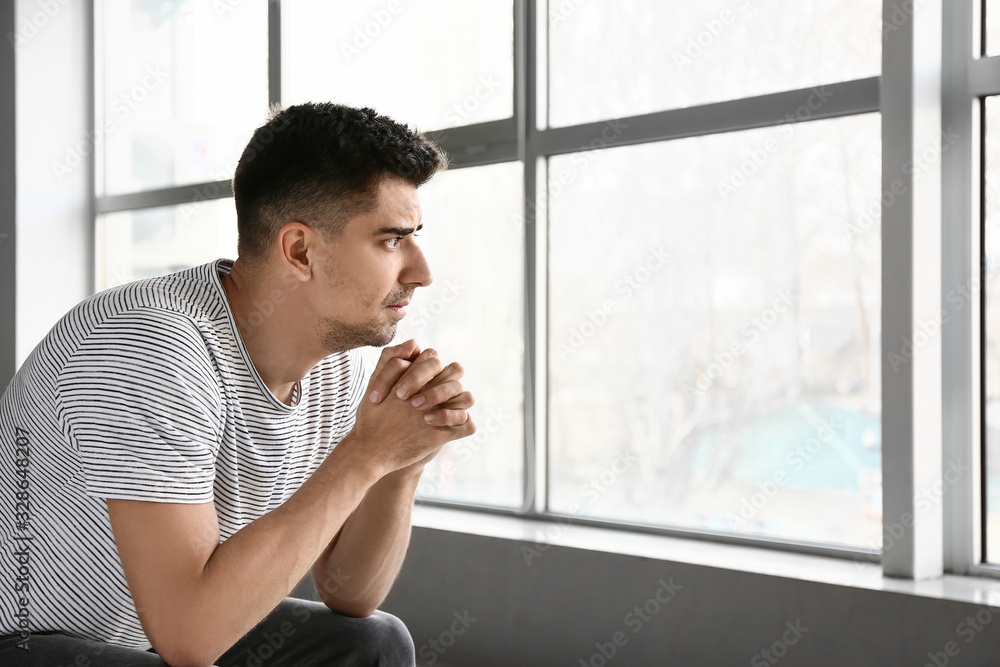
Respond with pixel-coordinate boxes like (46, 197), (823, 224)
(366, 323), (398, 348)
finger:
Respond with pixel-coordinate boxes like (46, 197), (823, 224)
(422, 407), (470, 427)
(434, 415), (477, 440)
(370, 340), (422, 400)
(411, 384), (473, 411)
(429, 361), (465, 385)
(391, 348), (445, 400)
(367, 357), (413, 404)
(408, 361), (466, 397)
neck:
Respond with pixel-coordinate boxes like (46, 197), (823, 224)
(220, 260), (325, 405)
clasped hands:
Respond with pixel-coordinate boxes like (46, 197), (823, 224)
(349, 339), (476, 478)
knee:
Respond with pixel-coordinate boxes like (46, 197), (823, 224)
(353, 610), (415, 665)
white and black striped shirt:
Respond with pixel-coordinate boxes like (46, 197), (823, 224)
(0, 259), (365, 649)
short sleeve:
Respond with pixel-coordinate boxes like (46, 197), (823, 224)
(55, 309), (223, 503)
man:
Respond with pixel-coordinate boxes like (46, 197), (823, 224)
(0, 102), (474, 665)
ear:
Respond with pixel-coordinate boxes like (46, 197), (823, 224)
(277, 222), (317, 282)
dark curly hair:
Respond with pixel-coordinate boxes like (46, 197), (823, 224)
(232, 102), (448, 260)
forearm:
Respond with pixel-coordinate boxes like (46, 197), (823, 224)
(182, 437), (381, 664)
(313, 467), (421, 616)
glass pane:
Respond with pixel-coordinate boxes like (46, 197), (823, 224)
(98, 0), (268, 194)
(96, 198), (238, 291)
(283, 0), (513, 131)
(984, 97), (1000, 563)
(547, 114), (882, 549)
(359, 162), (525, 507)
(548, 0), (881, 127)
(988, 0), (999, 56)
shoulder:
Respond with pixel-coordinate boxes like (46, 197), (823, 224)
(53, 263), (233, 387)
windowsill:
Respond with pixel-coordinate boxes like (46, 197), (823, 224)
(411, 505), (1000, 608)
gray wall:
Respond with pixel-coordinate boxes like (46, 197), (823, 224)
(292, 526), (1000, 667)
(1, 1), (15, 390)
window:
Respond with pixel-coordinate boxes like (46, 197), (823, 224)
(96, 199), (238, 291)
(547, 115), (882, 549)
(547, 0), (881, 127)
(97, 0), (267, 195)
(282, 0), (514, 131)
(91, 0), (994, 577)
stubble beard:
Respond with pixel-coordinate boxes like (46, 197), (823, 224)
(318, 288), (412, 352)
(319, 317), (398, 352)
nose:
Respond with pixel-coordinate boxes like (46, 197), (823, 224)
(402, 242), (433, 288)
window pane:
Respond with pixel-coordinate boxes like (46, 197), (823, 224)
(98, 0), (268, 195)
(548, 0), (881, 127)
(283, 0), (513, 131)
(984, 97), (1000, 564)
(547, 114), (882, 549)
(359, 162), (525, 507)
(988, 0), (1000, 56)
(96, 198), (238, 291)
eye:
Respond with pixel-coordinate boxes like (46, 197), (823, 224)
(384, 233), (418, 250)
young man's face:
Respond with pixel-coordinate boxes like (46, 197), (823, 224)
(313, 176), (433, 352)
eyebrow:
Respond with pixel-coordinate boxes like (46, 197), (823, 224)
(374, 223), (423, 237)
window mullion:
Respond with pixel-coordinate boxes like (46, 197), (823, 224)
(880, 0), (945, 580)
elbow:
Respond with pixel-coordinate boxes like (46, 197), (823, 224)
(319, 593), (378, 618)
(149, 628), (220, 667)
(154, 645), (218, 667)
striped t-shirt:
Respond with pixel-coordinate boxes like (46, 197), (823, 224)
(0, 258), (366, 649)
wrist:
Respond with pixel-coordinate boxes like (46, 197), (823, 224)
(328, 431), (389, 485)
(381, 464), (425, 488)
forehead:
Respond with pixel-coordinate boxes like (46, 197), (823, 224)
(355, 177), (421, 231)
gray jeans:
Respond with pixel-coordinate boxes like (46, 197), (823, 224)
(0, 597), (416, 666)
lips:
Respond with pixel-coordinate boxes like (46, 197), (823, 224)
(385, 300), (409, 316)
